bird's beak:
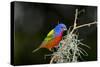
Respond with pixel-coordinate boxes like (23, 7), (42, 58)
(64, 28), (67, 31)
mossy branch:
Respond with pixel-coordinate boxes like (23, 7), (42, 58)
(50, 9), (97, 64)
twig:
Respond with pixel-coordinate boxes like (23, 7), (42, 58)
(74, 9), (78, 27)
(78, 9), (85, 15)
(75, 21), (97, 29)
(70, 21), (96, 34)
(50, 55), (60, 64)
(50, 55), (57, 64)
(70, 9), (78, 35)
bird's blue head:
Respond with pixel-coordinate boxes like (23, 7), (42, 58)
(54, 23), (67, 36)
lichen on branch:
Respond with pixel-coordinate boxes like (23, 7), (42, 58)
(49, 9), (97, 64)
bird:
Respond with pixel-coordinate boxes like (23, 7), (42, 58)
(32, 23), (67, 53)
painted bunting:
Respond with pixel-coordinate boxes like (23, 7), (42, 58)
(32, 23), (67, 52)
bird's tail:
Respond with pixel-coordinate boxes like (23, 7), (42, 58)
(32, 47), (40, 53)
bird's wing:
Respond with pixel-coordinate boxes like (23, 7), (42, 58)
(40, 29), (55, 47)
(44, 29), (55, 42)
(32, 29), (55, 52)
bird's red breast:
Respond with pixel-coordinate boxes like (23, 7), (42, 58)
(41, 34), (62, 50)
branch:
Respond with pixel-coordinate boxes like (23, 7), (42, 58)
(50, 55), (57, 64)
(49, 8), (97, 64)
(70, 9), (78, 35)
(75, 21), (97, 29)
(74, 9), (78, 27)
(50, 55), (56, 64)
(70, 21), (97, 34)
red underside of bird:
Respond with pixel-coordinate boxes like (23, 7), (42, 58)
(41, 33), (62, 51)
